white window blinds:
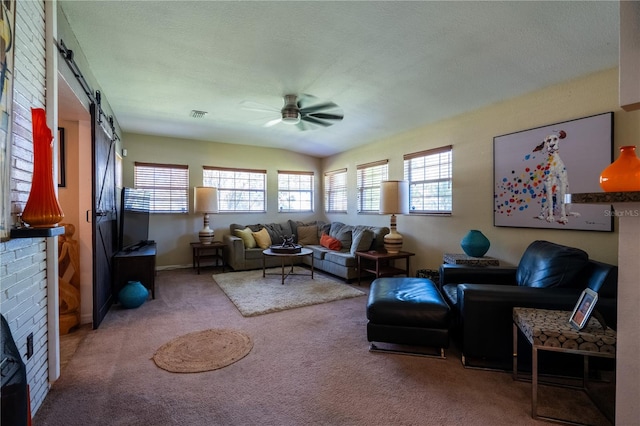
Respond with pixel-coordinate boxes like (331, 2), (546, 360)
(403, 146), (452, 214)
(134, 162), (189, 213)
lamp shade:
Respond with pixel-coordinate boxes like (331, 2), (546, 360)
(194, 187), (219, 213)
(380, 180), (409, 214)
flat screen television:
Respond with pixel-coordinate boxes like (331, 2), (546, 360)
(119, 187), (151, 252)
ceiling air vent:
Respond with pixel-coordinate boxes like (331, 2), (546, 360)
(190, 110), (207, 119)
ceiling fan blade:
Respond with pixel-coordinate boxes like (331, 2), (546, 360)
(300, 102), (340, 114)
(240, 100), (280, 113)
(301, 115), (332, 127)
(295, 93), (319, 109)
(306, 112), (344, 121)
(264, 117), (282, 127)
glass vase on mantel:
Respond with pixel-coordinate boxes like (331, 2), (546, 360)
(21, 108), (64, 228)
(599, 145), (640, 192)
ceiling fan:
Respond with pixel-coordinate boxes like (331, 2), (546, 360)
(241, 94), (344, 131)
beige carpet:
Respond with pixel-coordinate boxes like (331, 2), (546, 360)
(213, 267), (365, 317)
(34, 269), (613, 426)
(152, 328), (253, 373)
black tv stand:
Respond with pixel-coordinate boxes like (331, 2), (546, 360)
(124, 240), (156, 253)
(113, 242), (157, 300)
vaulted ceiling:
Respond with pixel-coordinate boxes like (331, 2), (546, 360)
(59, 1), (619, 157)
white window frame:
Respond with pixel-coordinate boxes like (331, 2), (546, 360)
(324, 168), (348, 213)
(403, 146), (452, 214)
(203, 166), (267, 213)
(277, 170), (314, 213)
(357, 160), (389, 213)
(134, 162), (189, 213)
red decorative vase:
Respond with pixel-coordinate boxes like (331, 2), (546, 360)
(599, 145), (640, 192)
(21, 108), (64, 228)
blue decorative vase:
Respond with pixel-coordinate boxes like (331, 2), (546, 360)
(460, 230), (490, 258)
(119, 281), (148, 309)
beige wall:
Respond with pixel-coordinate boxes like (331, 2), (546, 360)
(121, 134), (324, 267)
(323, 68), (639, 270)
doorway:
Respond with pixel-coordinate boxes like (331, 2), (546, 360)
(57, 73), (93, 329)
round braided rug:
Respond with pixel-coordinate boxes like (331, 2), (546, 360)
(152, 329), (253, 373)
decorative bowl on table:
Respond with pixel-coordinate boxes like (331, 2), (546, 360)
(269, 244), (302, 254)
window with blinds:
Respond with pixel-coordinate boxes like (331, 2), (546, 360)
(403, 146), (452, 214)
(203, 166), (266, 212)
(278, 171), (314, 212)
(324, 168), (347, 213)
(357, 160), (388, 213)
(134, 162), (189, 213)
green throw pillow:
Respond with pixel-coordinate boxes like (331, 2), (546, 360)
(234, 227), (257, 249)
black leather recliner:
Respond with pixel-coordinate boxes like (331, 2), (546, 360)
(439, 240), (618, 370)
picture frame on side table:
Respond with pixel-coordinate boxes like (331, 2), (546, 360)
(569, 288), (598, 330)
(494, 112), (614, 232)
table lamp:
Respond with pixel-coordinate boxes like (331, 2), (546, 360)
(380, 180), (409, 253)
(194, 186), (218, 244)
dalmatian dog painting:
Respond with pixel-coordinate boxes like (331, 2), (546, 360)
(532, 130), (579, 224)
(493, 112), (613, 232)
(495, 129), (579, 225)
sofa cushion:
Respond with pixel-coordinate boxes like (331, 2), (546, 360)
(297, 225), (319, 245)
(262, 222), (293, 245)
(317, 221), (331, 239)
(350, 227), (375, 255)
(234, 227), (257, 249)
(324, 251), (357, 267)
(516, 240), (589, 288)
(368, 226), (390, 251)
(329, 222), (353, 250)
(252, 228), (272, 249)
(245, 248), (265, 260)
(320, 233), (342, 251)
(307, 245), (330, 260)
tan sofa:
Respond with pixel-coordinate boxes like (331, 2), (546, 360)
(223, 220), (389, 281)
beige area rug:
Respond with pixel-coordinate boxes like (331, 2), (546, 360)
(214, 267), (365, 317)
(152, 328), (253, 373)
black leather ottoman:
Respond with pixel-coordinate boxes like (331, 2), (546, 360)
(366, 277), (450, 358)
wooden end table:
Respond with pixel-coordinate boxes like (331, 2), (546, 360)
(191, 241), (226, 274)
(355, 250), (415, 285)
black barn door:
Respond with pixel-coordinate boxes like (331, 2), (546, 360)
(91, 102), (117, 329)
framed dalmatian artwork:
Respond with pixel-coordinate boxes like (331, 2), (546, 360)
(493, 112), (614, 231)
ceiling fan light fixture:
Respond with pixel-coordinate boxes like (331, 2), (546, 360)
(281, 108), (300, 124)
(281, 94), (300, 124)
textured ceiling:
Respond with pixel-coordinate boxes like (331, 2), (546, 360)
(59, 1), (619, 158)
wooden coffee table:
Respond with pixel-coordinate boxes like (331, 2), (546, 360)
(262, 247), (314, 284)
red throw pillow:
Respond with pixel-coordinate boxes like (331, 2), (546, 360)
(320, 233), (342, 251)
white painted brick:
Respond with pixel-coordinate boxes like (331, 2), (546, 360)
(0, 269), (16, 288)
(0, 0), (103, 415)
(6, 255), (39, 275)
(0, 290), (18, 311)
(0, 248), (16, 265)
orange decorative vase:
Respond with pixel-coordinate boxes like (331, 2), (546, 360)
(599, 145), (640, 192)
(21, 108), (64, 228)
